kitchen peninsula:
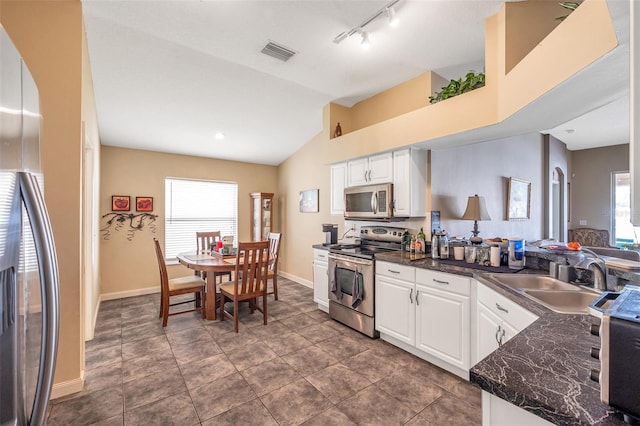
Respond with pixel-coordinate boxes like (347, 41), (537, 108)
(373, 250), (629, 426)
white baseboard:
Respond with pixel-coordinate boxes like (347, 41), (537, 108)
(100, 286), (160, 301)
(279, 271), (312, 288)
(50, 371), (84, 399)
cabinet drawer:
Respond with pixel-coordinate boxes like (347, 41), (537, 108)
(313, 249), (329, 262)
(477, 282), (537, 332)
(376, 261), (415, 282)
(416, 269), (470, 297)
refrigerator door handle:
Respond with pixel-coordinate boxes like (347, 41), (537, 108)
(18, 172), (59, 426)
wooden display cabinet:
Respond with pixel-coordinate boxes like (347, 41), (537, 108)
(250, 192), (273, 241)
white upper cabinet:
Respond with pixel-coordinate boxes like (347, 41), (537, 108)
(393, 148), (427, 217)
(330, 162), (347, 215)
(347, 152), (393, 187)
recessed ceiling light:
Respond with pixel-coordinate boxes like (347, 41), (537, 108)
(214, 132), (225, 140)
(565, 129), (575, 134)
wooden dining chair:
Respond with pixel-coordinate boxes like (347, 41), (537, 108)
(266, 232), (282, 300)
(154, 238), (206, 326)
(219, 240), (270, 333)
(195, 231), (232, 283)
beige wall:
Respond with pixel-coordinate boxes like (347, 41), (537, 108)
(570, 144), (629, 230)
(277, 131), (338, 284)
(99, 146), (278, 296)
(1, 0), (84, 387)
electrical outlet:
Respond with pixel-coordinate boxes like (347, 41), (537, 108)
(579, 220), (587, 226)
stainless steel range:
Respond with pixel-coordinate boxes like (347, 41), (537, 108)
(328, 226), (405, 338)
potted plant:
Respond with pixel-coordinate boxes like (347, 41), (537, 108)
(429, 71), (486, 104)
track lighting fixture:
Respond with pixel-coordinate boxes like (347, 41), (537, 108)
(333, 0), (400, 46)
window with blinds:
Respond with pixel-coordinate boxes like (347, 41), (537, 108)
(164, 178), (238, 260)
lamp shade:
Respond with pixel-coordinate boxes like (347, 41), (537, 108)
(462, 195), (491, 221)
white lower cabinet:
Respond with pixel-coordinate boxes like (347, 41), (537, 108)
(313, 249), (329, 312)
(376, 261), (470, 377)
(474, 281), (538, 364)
(375, 266), (415, 345)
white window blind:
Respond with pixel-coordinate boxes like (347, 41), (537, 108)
(165, 178), (238, 259)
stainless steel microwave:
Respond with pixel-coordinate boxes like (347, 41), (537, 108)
(344, 183), (393, 219)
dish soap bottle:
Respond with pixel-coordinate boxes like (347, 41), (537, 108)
(417, 227), (426, 254)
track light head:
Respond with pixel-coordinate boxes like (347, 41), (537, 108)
(360, 30), (370, 49)
(387, 6), (399, 27)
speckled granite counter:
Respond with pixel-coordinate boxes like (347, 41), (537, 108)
(375, 251), (628, 426)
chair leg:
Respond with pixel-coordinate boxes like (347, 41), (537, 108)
(219, 292), (225, 322)
(159, 293), (164, 318)
(273, 274), (278, 300)
(233, 298), (239, 333)
(263, 292), (268, 325)
(195, 291), (202, 308)
(200, 289), (206, 319)
(162, 295), (169, 327)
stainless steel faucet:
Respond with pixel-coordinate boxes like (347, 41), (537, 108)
(574, 248), (607, 291)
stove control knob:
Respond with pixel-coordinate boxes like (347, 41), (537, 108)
(590, 347), (600, 360)
(590, 369), (600, 383)
(590, 323), (600, 337)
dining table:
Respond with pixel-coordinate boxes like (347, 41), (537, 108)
(177, 252), (237, 320)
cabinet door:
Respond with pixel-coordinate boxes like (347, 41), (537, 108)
(476, 302), (503, 363)
(347, 158), (368, 187)
(313, 258), (329, 309)
(393, 148), (426, 217)
(367, 152), (393, 184)
(375, 275), (415, 345)
(416, 284), (470, 370)
(330, 163), (347, 215)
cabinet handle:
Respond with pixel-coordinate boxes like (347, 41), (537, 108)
(409, 288), (413, 304)
(416, 290), (420, 305)
(387, 269), (400, 274)
(496, 303), (509, 314)
(433, 279), (449, 285)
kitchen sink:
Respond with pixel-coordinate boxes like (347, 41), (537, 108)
(520, 289), (601, 314)
(486, 273), (581, 291)
(485, 273), (600, 314)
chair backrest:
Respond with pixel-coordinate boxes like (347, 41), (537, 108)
(568, 228), (612, 247)
(234, 241), (270, 296)
(153, 238), (169, 295)
(196, 231), (221, 253)
(267, 232), (281, 273)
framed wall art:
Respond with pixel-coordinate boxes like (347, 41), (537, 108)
(136, 196), (153, 212)
(507, 178), (531, 220)
(299, 189), (319, 213)
(111, 195), (130, 212)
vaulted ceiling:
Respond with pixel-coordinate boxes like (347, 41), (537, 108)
(82, 0), (630, 166)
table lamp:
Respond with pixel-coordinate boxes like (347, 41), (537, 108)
(462, 194), (491, 244)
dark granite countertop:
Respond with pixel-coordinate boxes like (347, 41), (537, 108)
(312, 244), (330, 250)
(374, 251), (627, 426)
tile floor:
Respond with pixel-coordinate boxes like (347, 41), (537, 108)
(48, 278), (482, 425)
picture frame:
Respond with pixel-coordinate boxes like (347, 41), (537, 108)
(299, 189), (319, 213)
(111, 195), (130, 212)
(507, 178), (531, 220)
(136, 196), (153, 212)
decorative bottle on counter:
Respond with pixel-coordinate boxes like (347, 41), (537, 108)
(439, 231), (450, 259)
(417, 227), (426, 254)
(431, 230), (440, 259)
(410, 235), (416, 255)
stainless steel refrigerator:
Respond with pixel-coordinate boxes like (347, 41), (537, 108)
(0, 26), (60, 425)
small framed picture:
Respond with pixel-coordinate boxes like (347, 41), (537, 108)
(112, 195), (130, 211)
(507, 178), (531, 220)
(136, 196), (153, 212)
(299, 189), (319, 213)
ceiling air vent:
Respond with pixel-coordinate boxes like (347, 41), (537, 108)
(261, 41), (296, 62)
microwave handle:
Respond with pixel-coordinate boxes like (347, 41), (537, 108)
(371, 192), (378, 214)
